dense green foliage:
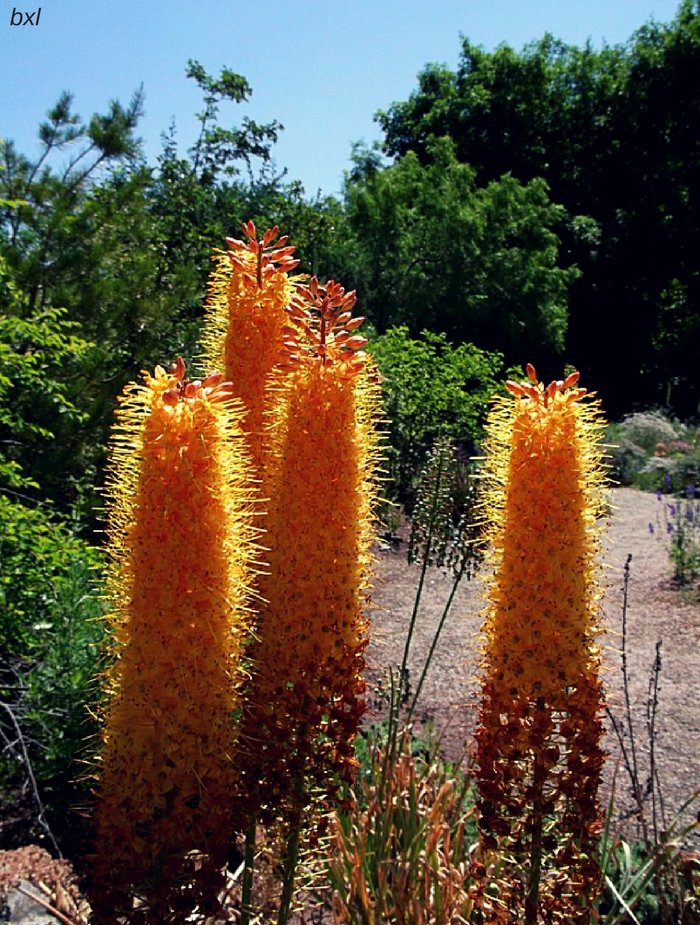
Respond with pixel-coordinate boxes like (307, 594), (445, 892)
(0, 251), (103, 846)
(377, 1), (700, 415)
(370, 326), (505, 490)
(0, 496), (102, 812)
(344, 139), (575, 360)
(0, 253), (91, 507)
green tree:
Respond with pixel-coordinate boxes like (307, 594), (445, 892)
(374, 3), (700, 415)
(186, 58), (282, 184)
(0, 63), (303, 516)
(344, 138), (576, 363)
(378, 34), (627, 208)
(0, 91), (148, 512)
(147, 60), (283, 305)
(1, 89), (144, 311)
(0, 252), (90, 499)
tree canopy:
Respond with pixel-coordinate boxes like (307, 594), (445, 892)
(344, 138), (576, 364)
(375, 1), (700, 415)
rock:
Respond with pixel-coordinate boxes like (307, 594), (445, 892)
(4, 881), (60, 924)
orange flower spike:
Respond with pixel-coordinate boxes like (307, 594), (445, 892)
(89, 358), (257, 923)
(235, 281), (383, 829)
(474, 366), (608, 922)
(200, 223), (301, 472)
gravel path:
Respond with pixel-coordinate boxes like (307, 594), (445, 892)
(367, 486), (700, 845)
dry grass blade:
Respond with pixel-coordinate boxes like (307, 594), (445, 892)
(324, 731), (477, 924)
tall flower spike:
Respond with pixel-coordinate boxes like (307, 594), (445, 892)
(200, 222), (301, 473)
(233, 279), (382, 832)
(407, 436), (461, 569)
(473, 365), (608, 924)
(88, 359), (257, 924)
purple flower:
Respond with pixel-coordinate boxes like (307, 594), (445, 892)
(685, 484), (696, 499)
(665, 473), (673, 490)
(656, 489), (663, 501)
(668, 503), (676, 517)
(670, 440), (691, 453)
(648, 522), (655, 534)
(667, 522), (674, 534)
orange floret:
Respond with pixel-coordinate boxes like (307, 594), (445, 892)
(234, 279), (382, 831)
(89, 359), (257, 923)
(473, 365), (608, 923)
(200, 222), (300, 473)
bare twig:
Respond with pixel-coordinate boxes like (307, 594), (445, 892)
(605, 554), (652, 842)
(646, 640), (664, 841)
(0, 700), (62, 857)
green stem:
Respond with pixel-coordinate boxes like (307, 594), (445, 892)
(524, 750), (547, 925)
(277, 743), (307, 925)
(239, 816), (257, 925)
(382, 442), (455, 805)
(405, 557), (466, 725)
(395, 538), (431, 712)
(382, 542), (431, 790)
(379, 668), (400, 799)
(380, 529), (431, 794)
(277, 813), (302, 925)
(388, 449), (447, 753)
(398, 446), (450, 690)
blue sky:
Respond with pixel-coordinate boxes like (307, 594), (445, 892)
(0, 0), (684, 198)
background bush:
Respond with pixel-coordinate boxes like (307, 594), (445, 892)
(616, 412), (677, 454)
(606, 412), (700, 492)
(370, 326), (507, 498)
(0, 496), (103, 849)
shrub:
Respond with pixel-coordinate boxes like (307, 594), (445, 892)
(605, 430), (648, 485)
(637, 454), (677, 492)
(0, 494), (101, 672)
(619, 412), (677, 453)
(638, 446), (700, 495)
(606, 412), (700, 489)
(369, 326), (505, 496)
(0, 495), (103, 850)
(665, 446), (700, 492)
